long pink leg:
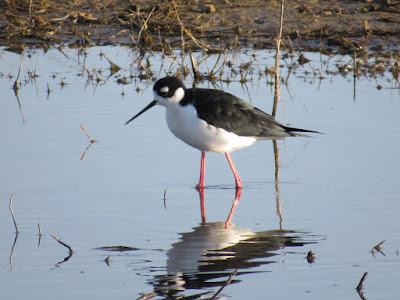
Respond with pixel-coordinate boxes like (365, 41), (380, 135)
(225, 152), (242, 188)
(196, 151), (206, 189)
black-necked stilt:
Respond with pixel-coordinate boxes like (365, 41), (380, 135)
(126, 76), (319, 189)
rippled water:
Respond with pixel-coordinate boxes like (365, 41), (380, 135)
(0, 46), (399, 299)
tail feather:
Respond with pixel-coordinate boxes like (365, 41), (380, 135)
(283, 126), (322, 136)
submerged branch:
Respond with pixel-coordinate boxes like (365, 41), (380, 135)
(9, 194), (18, 234)
(51, 234), (74, 269)
(210, 269), (238, 300)
(356, 272), (368, 300)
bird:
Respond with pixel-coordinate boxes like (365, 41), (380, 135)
(126, 76), (319, 189)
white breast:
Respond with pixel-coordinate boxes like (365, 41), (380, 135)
(165, 104), (256, 153)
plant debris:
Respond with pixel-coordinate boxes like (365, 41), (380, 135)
(1, 0), (400, 54)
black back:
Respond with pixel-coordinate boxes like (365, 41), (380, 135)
(181, 88), (296, 137)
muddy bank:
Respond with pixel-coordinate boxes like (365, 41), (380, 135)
(1, 0), (400, 54)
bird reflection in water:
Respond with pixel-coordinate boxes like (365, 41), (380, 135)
(151, 221), (317, 299)
(197, 187), (241, 229)
(146, 174), (319, 299)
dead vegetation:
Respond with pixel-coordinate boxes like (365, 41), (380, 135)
(1, 0), (400, 54)
(2, 0), (400, 89)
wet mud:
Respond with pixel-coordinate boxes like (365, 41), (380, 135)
(1, 0), (400, 54)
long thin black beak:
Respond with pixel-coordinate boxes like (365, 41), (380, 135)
(125, 100), (157, 125)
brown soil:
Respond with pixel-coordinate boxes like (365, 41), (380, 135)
(1, 0), (400, 54)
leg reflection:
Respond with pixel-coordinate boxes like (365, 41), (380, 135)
(197, 187), (206, 225)
(225, 188), (242, 229)
(196, 187), (242, 229)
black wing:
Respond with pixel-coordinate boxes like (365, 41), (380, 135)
(182, 88), (294, 138)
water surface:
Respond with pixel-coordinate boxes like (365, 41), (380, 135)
(0, 46), (399, 299)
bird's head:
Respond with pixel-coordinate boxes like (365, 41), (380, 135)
(125, 76), (186, 125)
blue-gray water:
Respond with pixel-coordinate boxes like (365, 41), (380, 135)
(0, 46), (399, 299)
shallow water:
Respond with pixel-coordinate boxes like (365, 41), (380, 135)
(0, 46), (399, 299)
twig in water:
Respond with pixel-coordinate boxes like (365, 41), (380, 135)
(51, 234), (73, 253)
(13, 53), (25, 95)
(38, 222), (42, 247)
(357, 272), (368, 291)
(9, 195), (19, 271)
(100, 52), (121, 75)
(13, 54), (26, 123)
(104, 256), (111, 266)
(210, 51), (225, 78)
(190, 53), (199, 83)
(273, 140), (283, 230)
(371, 240), (386, 257)
(356, 272), (368, 300)
(51, 234), (74, 269)
(9, 194), (18, 234)
(15, 91), (26, 124)
(38, 222), (42, 236)
(307, 250), (316, 264)
(272, 0), (285, 119)
(136, 293), (157, 300)
(9, 234), (18, 271)
(163, 187), (167, 209)
(46, 83), (51, 99)
(353, 50), (357, 100)
(80, 142), (95, 160)
(80, 125), (97, 143)
(210, 269), (238, 300)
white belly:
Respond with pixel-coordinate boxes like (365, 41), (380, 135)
(165, 104), (256, 153)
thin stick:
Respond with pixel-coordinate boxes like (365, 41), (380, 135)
(104, 256), (111, 266)
(80, 125), (97, 143)
(371, 240), (386, 257)
(353, 50), (357, 99)
(272, 0), (284, 119)
(163, 187), (167, 209)
(37, 222), (42, 247)
(210, 269), (238, 300)
(13, 53), (25, 94)
(48, 13), (72, 22)
(51, 234), (73, 269)
(100, 52), (121, 75)
(46, 83), (51, 99)
(356, 272), (368, 292)
(15, 90), (26, 124)
(136, 7), (156, 45)
(190, 53), (198, 82)
(13, 53), (26, 123)
(29, 0), (33, 19)
(80, 142), (94, 160)
(273, 140), (283, 230)
(51, 234), (73, 253)
(9, 194), (18, 234)
(136, 293), (157, 300)
(9, 234), (18, 271)
(9, 193), (19, 270)
(172, 0), (208, 50)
